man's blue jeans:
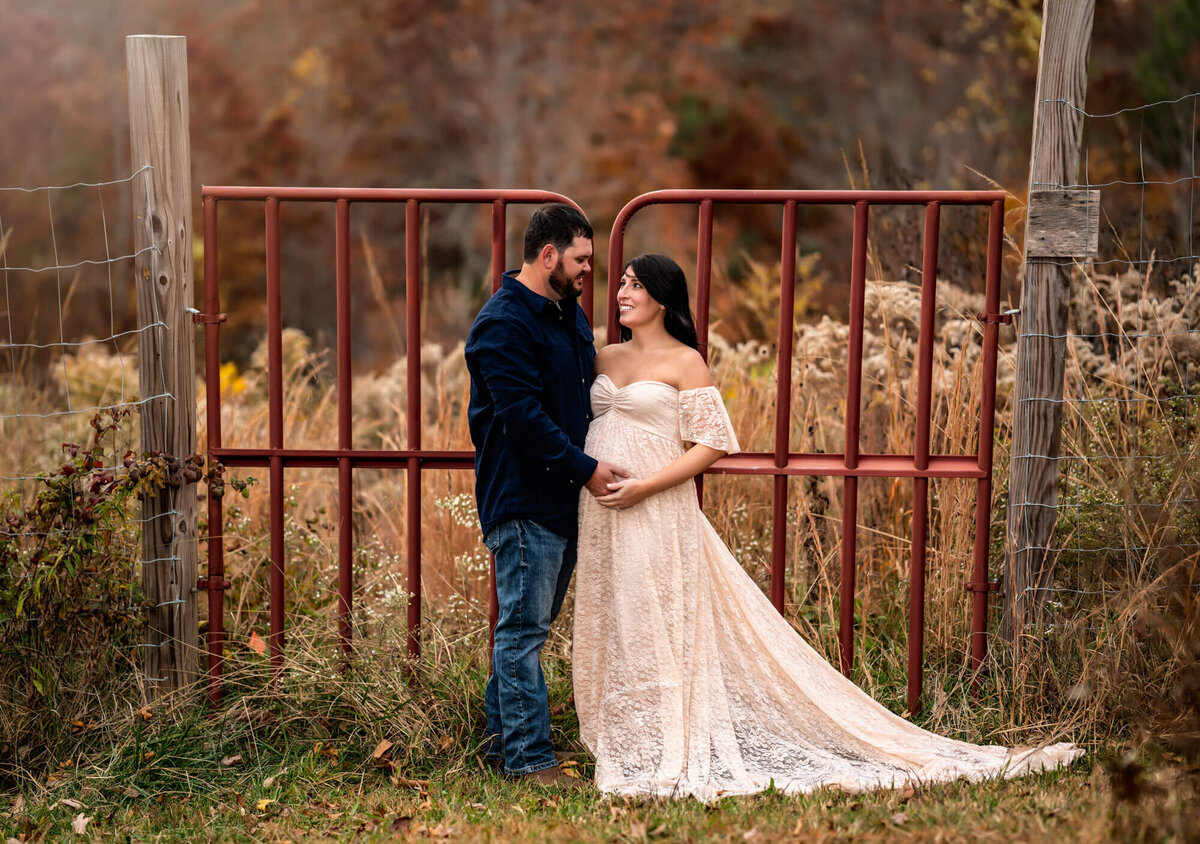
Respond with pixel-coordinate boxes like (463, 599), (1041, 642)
(482, 519), (575, 776)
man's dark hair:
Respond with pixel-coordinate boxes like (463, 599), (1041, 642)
(522, 203), (593, 262)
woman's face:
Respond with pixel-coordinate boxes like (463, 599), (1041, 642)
(617, 267), (663, 332)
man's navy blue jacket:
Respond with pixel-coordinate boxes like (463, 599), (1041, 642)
(464, 272), (598, 540)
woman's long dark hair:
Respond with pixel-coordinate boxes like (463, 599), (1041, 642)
(619, 254), (700, 350)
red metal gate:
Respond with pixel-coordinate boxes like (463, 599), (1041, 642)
(609, 190), (1007, 713)
(198, 187), (589, 701)
(199, 186), (1006, 713)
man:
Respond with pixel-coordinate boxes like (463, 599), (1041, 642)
(464, 203), (628, 786)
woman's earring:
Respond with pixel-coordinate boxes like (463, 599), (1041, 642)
(659, 305), (666, 310)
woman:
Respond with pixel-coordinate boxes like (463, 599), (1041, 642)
(572, 254), (1081, 801)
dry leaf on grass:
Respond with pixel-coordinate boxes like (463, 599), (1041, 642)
(371, 739), (394, 759)
(255, 798), (276, 813)
(248, 632), (267, 655)
(60, 799), (85, 810)
(136, 707), (153, 721)
(391, 776), (429, 790)
(221, 754), (243, 767)
(891, 812), (909, 825)
(71, 813), (90, 834)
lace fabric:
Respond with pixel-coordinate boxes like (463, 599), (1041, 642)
(572, 376), (1082, 801)
(677, 386), (740, 454)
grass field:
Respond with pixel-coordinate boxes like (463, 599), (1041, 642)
(2, 265), (1198, 840)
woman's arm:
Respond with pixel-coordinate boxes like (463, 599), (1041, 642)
(595, 442), (724, 510)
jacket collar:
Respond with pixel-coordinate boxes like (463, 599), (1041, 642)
(502, 271), (576, 320)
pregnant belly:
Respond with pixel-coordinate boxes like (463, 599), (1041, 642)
(584, 413), (684, 477)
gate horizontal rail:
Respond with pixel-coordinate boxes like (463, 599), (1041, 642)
(609, 189), (1007, 713)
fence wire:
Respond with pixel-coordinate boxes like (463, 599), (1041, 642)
(0, 164), (181, 685)
(1011, 92), (1199, 623)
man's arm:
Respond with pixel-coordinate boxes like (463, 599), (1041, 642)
(467, 316), (598, 484)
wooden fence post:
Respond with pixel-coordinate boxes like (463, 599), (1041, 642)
(1003, 1), (1097, 647)
(127, 35), (198, 693)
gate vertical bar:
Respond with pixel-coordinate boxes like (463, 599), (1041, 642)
(694, 200), (714, 508)
(202, 195), (225, 703)
(908, 201), (940, 713)
(266, 197), (285, 680)
(695, 200), (714, 361)
(972, 200), (1006, 670)
(335, 199), (353, 654)
(488, 200), (505, 660)
(770, 201), (798, 613)
(405, 199), (422, 660)
(839, 201), (869, 676)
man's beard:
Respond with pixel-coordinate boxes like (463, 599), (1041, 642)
(549, 258), (582, 301)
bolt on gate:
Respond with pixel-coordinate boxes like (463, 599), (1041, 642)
(609, 190), (1008, 714)
(199, 186), (1007, 714)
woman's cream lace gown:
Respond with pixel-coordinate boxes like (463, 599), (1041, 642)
(573, 375), (1082, 801)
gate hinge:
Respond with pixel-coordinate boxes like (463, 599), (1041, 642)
(197, 577), (232, 590)
(964, 580), (1001, 593)
(976, 310), (1015, 325)
(190, 311), (227, 325)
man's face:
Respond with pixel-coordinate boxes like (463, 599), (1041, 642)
(548, 235), (593, 301)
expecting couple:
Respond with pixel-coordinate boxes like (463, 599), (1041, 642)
(464, 204), (1081, 801)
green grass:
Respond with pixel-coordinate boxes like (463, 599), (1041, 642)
(1, 625), (1194, 843)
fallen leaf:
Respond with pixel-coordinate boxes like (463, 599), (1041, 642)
(743, 830), (759, 841)
(10, 795), (26, 814)
(371, 739), (394, 759)
(437, 734), (455, 752)
(899, 785), (916, 802)
(136, 707), (153, 721)
(428, 824), (457, 839)
(393, 776), (429, 790)
(122, 787), (139, 799)
(71, 813), (90, 834)
(263, 775), (276, 788)
(60, 799), (85, 810)
(255, 798), (275, 813)
(143, 751), (156, 762)
(891, 812), (908, 826)
(248, 632), (267, 655)
(221, 754), (243, 767)
(390, 815), (412, 833)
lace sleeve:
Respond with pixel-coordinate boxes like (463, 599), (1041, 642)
(677, 386), (741, 454)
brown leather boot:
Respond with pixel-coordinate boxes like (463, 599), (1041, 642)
(519, 762), (586, 789)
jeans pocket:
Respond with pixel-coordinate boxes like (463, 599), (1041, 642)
(483, 526), (500, 554)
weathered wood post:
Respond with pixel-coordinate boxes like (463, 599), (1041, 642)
(127, 35), (199, 693)
(1003, 1), (1098, 647)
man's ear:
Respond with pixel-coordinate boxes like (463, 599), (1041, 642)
(540, 243), (558, 270)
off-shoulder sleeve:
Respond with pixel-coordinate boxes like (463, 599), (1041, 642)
(677, 386), (741, 454)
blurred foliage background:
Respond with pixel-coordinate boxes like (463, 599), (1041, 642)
(0, 0), (1195, 369)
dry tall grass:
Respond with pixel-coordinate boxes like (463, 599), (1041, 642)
(2, 259), (1198, 783)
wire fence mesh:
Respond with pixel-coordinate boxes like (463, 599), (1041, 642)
(1009, 91), (1199, 629)
(0, 164), (181, 687)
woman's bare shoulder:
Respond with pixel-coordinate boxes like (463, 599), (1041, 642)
(673, 345), (714, 391)
(594, 342), (626, 374)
